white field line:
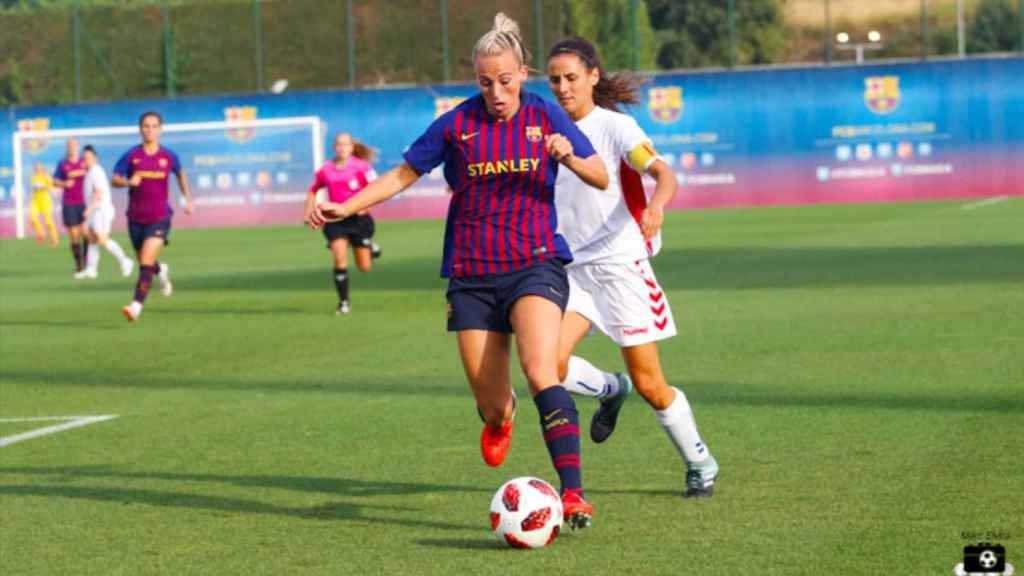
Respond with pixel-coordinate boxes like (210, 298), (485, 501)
(961, 196), (1008, 210)
(0, 415), (118, 448)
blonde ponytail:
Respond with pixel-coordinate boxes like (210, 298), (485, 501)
(472, 12), (531, 66)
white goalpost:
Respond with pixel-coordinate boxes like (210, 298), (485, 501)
(11, 116), (324, 239)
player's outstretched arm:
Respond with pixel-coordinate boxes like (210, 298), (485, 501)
(311, 162), (420, 227)
(639, 159), (678, 240)
(545, 134), (608, 190)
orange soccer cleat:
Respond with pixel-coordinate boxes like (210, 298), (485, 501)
(561, 491), (594, 530)
(480, 420), (513, 467)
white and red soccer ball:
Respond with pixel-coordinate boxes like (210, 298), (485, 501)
(489, 477), (563, 549)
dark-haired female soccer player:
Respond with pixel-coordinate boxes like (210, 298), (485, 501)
(112, 111), (194, 322)
(308, 14), (608, 530)
(547, 37), (719, 497)
(304, 132), (381, 315)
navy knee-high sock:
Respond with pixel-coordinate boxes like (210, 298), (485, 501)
(134, 264), (158, 303)
(534, 386), (583, 497)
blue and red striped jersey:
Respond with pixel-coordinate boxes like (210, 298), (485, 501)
(403, 90), (596, 278)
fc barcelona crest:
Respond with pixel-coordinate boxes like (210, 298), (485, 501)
(434, 96), (466, 118)
(864, 76), (900, 115)
(525, 126), (543, 143)
(224, 106), (258, 143)
(647, 87), (683, 124)
(17, 118), (50, 155)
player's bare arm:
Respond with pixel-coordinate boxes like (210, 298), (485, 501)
(303, 188), (321, 228)
(175, 170), (194, 215)
(545, 134), (608, 190)
(313, 162), (420, 227)
(639, 158), (678, 240)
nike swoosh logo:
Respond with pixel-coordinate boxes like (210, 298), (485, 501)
(543, 410), (561, 421)
(461, 132), (479, 141)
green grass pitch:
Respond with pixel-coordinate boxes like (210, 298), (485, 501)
(1, 199), (1022, 575)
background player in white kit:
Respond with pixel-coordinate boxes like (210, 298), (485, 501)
(74, 145), (134, 280)
(547, 37), (719, 497)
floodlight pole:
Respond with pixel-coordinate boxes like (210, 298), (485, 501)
(253, 0), (264, 91)
(72, 0), (81, 101)
(346, 0), (355, 87)
(957, 0), (966, 57)
(441, 0), (450, 82)
(824, 0), (832, 64)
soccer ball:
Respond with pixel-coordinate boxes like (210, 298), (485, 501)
(489, 477), (563, 549)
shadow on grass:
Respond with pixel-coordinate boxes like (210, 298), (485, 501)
(0, 467), (486, 531)
(655, 244), (1024, 291)
(0, 319), (121, 330)
(49, 244), (1024, 296)
(414, 538), (502, 551)
(2, 368), (1022, 414)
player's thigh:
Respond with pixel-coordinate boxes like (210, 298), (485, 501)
(138, 236), (165, 265)
(457, 329), (512, 399)
(328, 238), (350, 267)
(509, 295), (563, 394)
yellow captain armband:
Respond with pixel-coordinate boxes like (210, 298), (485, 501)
(626, 141), (659, 173)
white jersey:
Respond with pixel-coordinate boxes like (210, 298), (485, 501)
(556, 106), (662, 266)
(83, 164), (113, 209)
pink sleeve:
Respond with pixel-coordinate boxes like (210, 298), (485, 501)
(308, 167), (325, 194)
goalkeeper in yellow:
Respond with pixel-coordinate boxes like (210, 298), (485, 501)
(29, 162), (59, 246)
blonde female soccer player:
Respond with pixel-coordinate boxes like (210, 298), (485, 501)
(547, 36), (719, 497)
(304, 133), (381, 315)
(28, 162), (59, 246)
(74, 145), (134, 279)
(309, 14), (608, 529)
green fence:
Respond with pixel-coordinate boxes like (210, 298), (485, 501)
(1, 0), (1021, 106)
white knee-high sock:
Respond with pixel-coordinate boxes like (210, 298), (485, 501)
(559, 355), (620, 399)
(655, 386), (710, 464)
(86, 243), (100, 272)
(105, 239), (130, 266)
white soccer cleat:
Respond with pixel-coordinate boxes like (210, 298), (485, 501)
(121, 260), (135, 277)
(74, 269), (97, 280)
(122, 301), (143, 322)
(158, 262), (173, 297)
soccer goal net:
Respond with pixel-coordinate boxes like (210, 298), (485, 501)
(11, 116), (323, 238)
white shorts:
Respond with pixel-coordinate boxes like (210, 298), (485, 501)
(87, 204), (115, 235)
(566, 259), (677, 347)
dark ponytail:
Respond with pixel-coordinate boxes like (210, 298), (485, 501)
(548, 37), (646, 113)
(352, 141), (376, 162)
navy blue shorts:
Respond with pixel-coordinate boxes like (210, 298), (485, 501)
(62, 204), (86, 227)
(446, 258), (569, 333)
(128, 218), (172, 252)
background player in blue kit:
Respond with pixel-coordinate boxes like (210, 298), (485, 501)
(310, 13), (608, 530)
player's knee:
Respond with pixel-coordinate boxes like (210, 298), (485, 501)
(522, 363), (557, 394)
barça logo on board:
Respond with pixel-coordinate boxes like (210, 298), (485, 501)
(525, 126), (543, 143)
(434, 97), (466, 118)
(224, 106), (258, 143)
(17, 118), (51, 155)
(864, 76), (900, 114)
(647, 87), (683, 124)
